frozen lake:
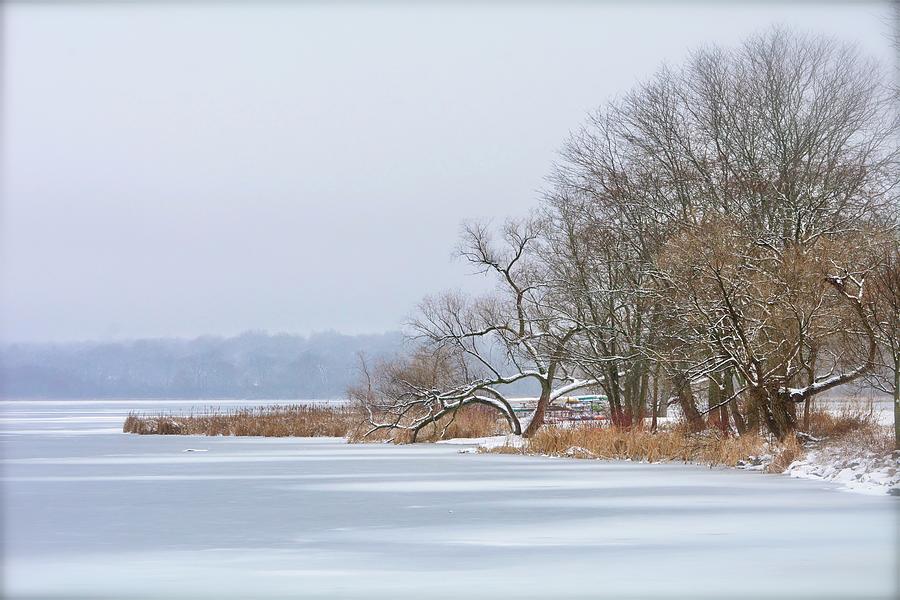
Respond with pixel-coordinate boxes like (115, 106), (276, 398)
(2, 399), (898, 599)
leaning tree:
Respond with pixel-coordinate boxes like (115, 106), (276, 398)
(357, 219), (600, 439)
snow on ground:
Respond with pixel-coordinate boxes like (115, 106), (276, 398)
(785, 446), (900, 495)
(446, 415), (900, 496)
(470, 435), (900, 495)
(436, 433), (525, 452)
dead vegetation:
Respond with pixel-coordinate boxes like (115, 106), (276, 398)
(485, 398), (892, 474)
(767, 434), (803, 474)
(122, 404), (361, 437)
(123, 402), (503, 441)
(804, 398), (881, 439)
(802, 398), (894, 458)
(121, 395), (890, 484)
(486, 425), (767, 467)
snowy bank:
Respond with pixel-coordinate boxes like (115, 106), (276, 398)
(436, 434), (526, 453)
(453, 430), (900, 496)
(785, 447), (900, 495)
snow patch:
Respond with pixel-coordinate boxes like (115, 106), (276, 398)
(784, 448), (900, 495)
(436, 434), (525, 454)
(564, 446), (598, 458)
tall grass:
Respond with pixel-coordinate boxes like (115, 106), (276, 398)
(803, 397), (893, 457)
(123, 403), (503, 440)
(488, 397), (890, 470)
(123, 404), (360, 437)
(489, 425), (767, 467)
(804, 397), (878, 440)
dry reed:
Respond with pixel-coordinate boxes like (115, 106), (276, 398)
(123, 404), (360, 437)
(487, 425), (767, 467)
(767, 433), (803, 473)
(804, 397), (878, 440)
(488, 397), (890, 471)
(124, 402), (504, 441)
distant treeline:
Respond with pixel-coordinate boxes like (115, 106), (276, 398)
(0, 331), (408, 399)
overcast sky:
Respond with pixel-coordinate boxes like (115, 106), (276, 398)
(1, 1), (894, 343)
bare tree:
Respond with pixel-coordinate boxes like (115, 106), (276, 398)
(867, 245), (900, 449)
(357, 219), (600, 439)
(356, 29), (897, 443)
(350, 345), (520, 442)
(544, 28), (897, 439)
(541, 191), (661, 427)
(654, 217), (884, 439)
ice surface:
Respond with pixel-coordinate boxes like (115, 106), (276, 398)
(1, 399), (898, 599)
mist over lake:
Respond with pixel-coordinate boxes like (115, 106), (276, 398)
(0, 331), (405, 399)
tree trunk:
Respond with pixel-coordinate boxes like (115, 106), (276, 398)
(522, 383), (551, 438)
(674, 374), (703, 432)
(745, 386), (761, 434)
(802, 347), (817, 431)
(723, 371), (747, 435)
(638, 363), (650, 426)
(623, 368), (636, 427)
(754, 388), (783, 439)
(730, 401), (747, 436)
(720, 404), (730, 434)
(759, 388), (797, 441)
(771, 399), (796, 441)
(802, 397), (812, 432)
(707, 376), (722, 430)
(607, 364), (625, 427)
(894, 356), (899, 451)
